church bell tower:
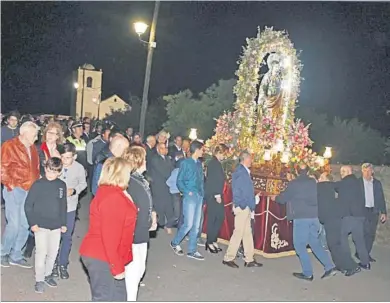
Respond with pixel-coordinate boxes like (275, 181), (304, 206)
(73, 64), (103, 119)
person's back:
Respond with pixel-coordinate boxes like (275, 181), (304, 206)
(317, 181), (339, 223)
(335, 174), (365, 218)
(1, 125), (19, 144)
(277, 174), (318, 220)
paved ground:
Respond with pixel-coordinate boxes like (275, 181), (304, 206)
(1, 194), (390, 301)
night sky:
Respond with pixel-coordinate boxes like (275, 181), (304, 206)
(2, 1), (390, 135)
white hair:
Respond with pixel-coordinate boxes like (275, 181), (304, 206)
(19, 121), (39, 134)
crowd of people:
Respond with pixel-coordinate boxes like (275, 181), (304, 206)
(0, 109), (388, 301)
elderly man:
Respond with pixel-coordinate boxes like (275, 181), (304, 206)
(276, 164), (335, 280)
(1, 121), (40, 268)
(335, 165), (369, 276)
(223, 151), (262, 269)
(359, 163), (387, 263)
(145, 135), (157, 171)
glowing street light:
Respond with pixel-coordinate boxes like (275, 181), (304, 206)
(134, 22), (148, 36)
(74, 82), (79, 89)
(323, 147), (332, 159)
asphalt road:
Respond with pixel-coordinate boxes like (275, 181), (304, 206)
(1, 194), (390, 301)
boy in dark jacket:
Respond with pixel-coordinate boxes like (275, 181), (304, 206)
(25, 157), (67, 294)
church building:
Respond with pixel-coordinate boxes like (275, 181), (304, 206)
(72, 63), (130, 119)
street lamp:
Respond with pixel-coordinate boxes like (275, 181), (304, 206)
(134, 22), (148, 36)
(189, 128), (198, 141)
(74, 82), (79, 89)
(135, 1), (160, 138)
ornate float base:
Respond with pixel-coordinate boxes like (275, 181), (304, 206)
(202, 169), (295, 258)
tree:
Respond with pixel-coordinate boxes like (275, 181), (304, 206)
(106, 94), (166, 136)
(163, 79), (236, 139)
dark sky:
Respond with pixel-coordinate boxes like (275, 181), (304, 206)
(2, 1), (390, 135)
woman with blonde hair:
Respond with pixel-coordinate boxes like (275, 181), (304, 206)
(122, 146), (157, 301)
(80, 157), (138, 301)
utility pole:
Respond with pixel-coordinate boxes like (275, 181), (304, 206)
(139, 1), (160, 138)
(80, 69), (86, 119)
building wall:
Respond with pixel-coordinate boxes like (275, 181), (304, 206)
(75, 68), (102, 119)
(330, 164), (390, 247)
(98, 95), (130, 119)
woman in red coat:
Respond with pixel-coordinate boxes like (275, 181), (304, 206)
(80, 157), (137, 302)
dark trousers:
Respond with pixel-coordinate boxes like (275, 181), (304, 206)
(206, 196), (225, 244)
(323, 218), (349, 270)
(81, 256), (127, 302)
(58, 211), (76, 266)
(341, 216), (369, 268)
(155, 195), (176, 228)
(171, 193), (182, 227)
(88, 164), (94, 191)
(363, 208), (379, 255)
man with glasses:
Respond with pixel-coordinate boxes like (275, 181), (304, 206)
(1, 121), (40, 268)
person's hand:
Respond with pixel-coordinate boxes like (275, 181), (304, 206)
(31, 225), (39, 233)
(269, 195), (277, 200)
(216, 196), (222, 204)
(113, 272), (125, 280)
(67, 188), (75, 197)
(61, 226), (67, 233)
(149, 211), (158, 231)
(380, 214), (387, 224)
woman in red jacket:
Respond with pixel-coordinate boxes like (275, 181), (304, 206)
(80, 157), (137, 302)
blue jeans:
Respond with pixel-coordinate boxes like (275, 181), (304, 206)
(58, 211), (77, 266)
(172, 193), (203, 254)
(1, 187), (30, 261)
(293, 218), (334, 277)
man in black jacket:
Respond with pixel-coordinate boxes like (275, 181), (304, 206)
(317, 172), (348, 273)
(168, 135), (185, 160)
(276, 165), (336, 281)
(149, 142), (174, 233)
(335, 165), (370, 275)
(359, 163), (387, 262)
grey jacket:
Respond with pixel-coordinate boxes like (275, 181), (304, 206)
(59, 161), (87, 212)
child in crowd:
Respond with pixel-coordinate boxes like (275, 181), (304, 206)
(52, 143), (87, 280)
(24, 157), (67, 294)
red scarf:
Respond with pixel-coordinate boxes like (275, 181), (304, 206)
(40, 142), (51, 161)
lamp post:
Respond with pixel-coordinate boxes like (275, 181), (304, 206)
(135, 1), (160, 138)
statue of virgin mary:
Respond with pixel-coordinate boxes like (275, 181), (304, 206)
(257, 53), (285, 120)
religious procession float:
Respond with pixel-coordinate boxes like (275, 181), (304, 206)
(202, 27), (333, 258)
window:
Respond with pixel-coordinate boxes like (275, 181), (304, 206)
(114, 98), (117, 102)
(86, 77), (93, 88)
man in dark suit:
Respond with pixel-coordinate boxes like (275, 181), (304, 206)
(359, 163), (387, 262)
(335, 165), (369, 275)
(276, 165), (336, 281)
(223, 150), (262, 269)
(169, 135), (185, 160)
(149, 142), (174, 233)
(145, 135), (157, 172)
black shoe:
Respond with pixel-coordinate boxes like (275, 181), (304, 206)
(292, 273), (313, 281)
(205, 244), (218, 254)
(369, 256), (376, 263)
(222, 260), (239, 268)
(52, 264), (59, 278)
(59, 265), (69, 279)
(321, 268), (337, 279)
(244, 260), (263, 268)
(335, 267), (347, 274)
(44, 275), (58, 288)
(345, 267), (361, 277)
(358, 262), (371, 270)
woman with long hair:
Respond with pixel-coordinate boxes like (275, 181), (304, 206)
(204, 144), (228, 253)
(80, 157), (137, 302)
(122, 146), (157, 301)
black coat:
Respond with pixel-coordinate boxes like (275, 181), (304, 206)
(145, 144), (156, 172)
(317, 181), (342, 223)
(204, 156), (225, 200)
(149, 154), (173, 204)
(168, 144), (185, 160)
(335, 174), (365, 218)
(359, 177), (387, 215)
